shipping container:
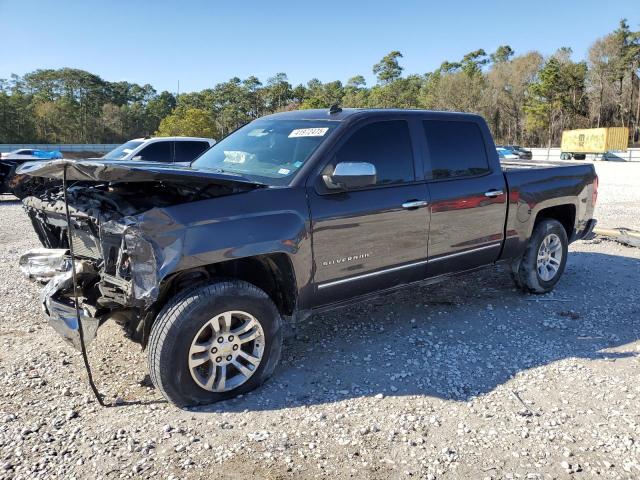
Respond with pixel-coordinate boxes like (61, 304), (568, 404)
(560, 127), (629, 159)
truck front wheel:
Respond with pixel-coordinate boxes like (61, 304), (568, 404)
(510, 219), (568, 294)
(148, 280), (283, 407)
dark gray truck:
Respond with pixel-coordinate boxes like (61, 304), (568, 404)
(18, 108), (598, 407)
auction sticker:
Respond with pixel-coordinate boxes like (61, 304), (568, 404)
(288, 127), (329, 138)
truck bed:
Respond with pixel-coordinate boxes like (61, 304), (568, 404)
(500, 159), (587, 170)
(498, 158), (597, 261)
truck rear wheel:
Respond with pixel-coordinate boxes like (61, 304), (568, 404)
(148, 280), (283, 407)
(510, 219), (568, 294)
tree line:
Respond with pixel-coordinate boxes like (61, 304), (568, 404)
(1, 20), (638, 148)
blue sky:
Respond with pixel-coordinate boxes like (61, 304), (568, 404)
(1, 0), (638, 93)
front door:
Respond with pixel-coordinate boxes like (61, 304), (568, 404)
(308, 119), (430, 306)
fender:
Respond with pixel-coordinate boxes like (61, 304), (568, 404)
(123, 186), (313, 308)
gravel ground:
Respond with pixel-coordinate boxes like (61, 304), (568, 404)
(591, 160), (640, 230)
(0, 162), (639, 479)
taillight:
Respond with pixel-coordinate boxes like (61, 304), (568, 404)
(592, 175), (598, 206)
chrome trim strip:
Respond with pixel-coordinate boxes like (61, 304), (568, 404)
(484, 190), (504, 197)
(427, 242), (501, 263)
(317, 242), (502, 289)
(318, 259), (430, 289)
(402, 200), (429, 209)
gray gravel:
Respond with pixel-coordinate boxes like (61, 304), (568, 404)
(0, 164), (639, 479)
(592, 160), (640, 230)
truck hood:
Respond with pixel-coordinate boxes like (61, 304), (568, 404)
(16, 159), (266, 188)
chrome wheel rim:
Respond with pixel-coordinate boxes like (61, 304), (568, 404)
(537, 233), (563, 281)
(188, 311), (265, 392)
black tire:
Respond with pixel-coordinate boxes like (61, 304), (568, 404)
(560, 152), (570, 160)
(510, 219), (568, 294)
(573, 154), (586, 160)
(148, 280), (283, 408)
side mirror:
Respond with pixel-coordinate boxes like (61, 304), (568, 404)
(324, 162), (377, 190)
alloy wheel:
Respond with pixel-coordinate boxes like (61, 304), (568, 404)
(188, 311), (265, 392)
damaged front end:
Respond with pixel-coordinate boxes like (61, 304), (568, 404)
(20, 190), (161, 350)
(18, 160), (264, 351)
(20, 250), (100, 349)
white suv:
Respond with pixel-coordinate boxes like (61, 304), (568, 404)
(101, 137), (215, 164)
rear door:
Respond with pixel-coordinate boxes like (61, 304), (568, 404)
(136, 141), (174, 163)
(421, 119), (507, 277)
(308, 118), (430, 306)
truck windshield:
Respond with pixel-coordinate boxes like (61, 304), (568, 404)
(191, 119), (338, 185)
(103, 141), (144, 160)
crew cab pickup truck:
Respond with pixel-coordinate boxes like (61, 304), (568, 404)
(18, 108), (597, 407)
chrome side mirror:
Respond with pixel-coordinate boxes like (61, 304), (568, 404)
(324, 162), (377, 190)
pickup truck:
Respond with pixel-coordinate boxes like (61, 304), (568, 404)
(18, 108), (598, 407)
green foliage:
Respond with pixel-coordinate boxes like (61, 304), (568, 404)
(373, 51), (404, 84)
(300, 79), (344, 109)
(156, 107), (217, 138)
(525, 50), (589, 145)
(491, 45), (515, 64)
(0, 68), (176, 143)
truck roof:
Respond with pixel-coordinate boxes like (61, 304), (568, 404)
(263, 108), (484, 122)
(129, 136), (215, 142)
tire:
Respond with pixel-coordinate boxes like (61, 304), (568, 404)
(148, 280), (283, 407)
(560, 152), (570, 160)
(510, 219), (568, 294)
(573, 154), (586, 160)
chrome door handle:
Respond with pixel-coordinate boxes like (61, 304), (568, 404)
(402, 200), (429, 209)
(484, 190), (504, 197)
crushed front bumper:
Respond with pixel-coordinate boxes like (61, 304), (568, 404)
(20, 249), (100, 350)
(43, 294), (100, 350)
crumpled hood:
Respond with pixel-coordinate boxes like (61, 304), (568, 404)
(16, 159), (265, 188)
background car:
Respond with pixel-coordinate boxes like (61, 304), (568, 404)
(0, 149), (63, 161)
(6, 137), (217, 199)
(496, 147), (519, 160)
(501, 145), (533, 159)
(100, 137), (216, 164)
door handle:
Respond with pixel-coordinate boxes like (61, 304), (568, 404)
(402, 200), (429, 209)
(484, 189), (504, 197)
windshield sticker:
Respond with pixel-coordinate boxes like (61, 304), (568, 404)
(248, 128), (270, 137)
(288, 127), (329, 138)
(293, 161), (303, 168)
(277, 168), (291, 175)
(223, 150), (255, 164)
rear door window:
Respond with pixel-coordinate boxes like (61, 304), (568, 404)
(334, 120), (414, 186)
(136, 141), (173, 163)
(422, 120), (490, 179)
(174, 141), (210, 162)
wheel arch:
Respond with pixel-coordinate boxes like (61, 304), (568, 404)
(148, 252), (298, 327)
(533, 204), (576, 241)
